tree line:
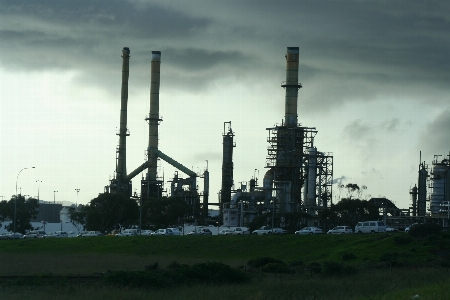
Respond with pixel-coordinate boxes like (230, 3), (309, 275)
(1, 183), (381, 234)
(0, 193), (191, 234)
(0, 195), (39, 233)
(68, 193), (191, 234)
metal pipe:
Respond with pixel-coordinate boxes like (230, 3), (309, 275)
(126, 161), (149, 181)
(283, 47), (301, 127)
(156, 150), (197, 177)
(147, 51), (161, 182)
(116, 47), (131, 180)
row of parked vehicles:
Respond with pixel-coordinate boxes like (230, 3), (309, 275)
(1, 221), (418, 239)
(0, 230), (71, 239)
(246, 221), (410, 235)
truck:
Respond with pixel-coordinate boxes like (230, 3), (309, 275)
(230, 227), (250, 235)
(252, 226), (287, 235)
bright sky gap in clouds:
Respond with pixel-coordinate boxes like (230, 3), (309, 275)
(1, 0), (449, 210)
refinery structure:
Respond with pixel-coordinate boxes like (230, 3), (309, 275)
(409, 154), (450, 223)
(220, 47), (333, 227)
(104, 46), (449, 228)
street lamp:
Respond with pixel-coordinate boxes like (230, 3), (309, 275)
(53, 190), (58, 203)
(36, 180), (42, 200)
(75, 188), (80, 206)
(41, 220), (47, 232)
(15, 167), (35, 233)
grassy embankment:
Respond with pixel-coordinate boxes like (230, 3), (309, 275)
(0, 233), (449, 299)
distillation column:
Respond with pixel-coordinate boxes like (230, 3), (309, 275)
(220, 122), (235, 209)
(418, 163), (428, 217)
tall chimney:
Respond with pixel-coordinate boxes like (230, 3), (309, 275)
(283, 47), (301, 127)
(147, 51), (161, 182)
(116, 47), (130, 180)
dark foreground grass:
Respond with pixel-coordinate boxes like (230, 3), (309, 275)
(1, 233), (449, 299)
(1, 268), (450, 300)
(1, 233), (446, 268)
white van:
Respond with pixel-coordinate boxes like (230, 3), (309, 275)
(115, 229), (138, 237)
(354, 221), (386, 233)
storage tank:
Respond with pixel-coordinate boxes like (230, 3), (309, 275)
(430, 163), (448, 214)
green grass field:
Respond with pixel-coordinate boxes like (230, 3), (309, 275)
(1, 233), (449, 299)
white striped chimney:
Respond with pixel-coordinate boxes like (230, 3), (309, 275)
(283, 47), (301, 127)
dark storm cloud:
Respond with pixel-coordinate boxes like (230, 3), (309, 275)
(343, 119), (373, 140)
(0, 0), (211, 71)
(163, 48), (255, 73)
(382, 119), (400, 132)
(344, 118), (403, 143)
(341, 119), (379, 158)
(1, 0), (450, 105)
(419, 107), (450, 155)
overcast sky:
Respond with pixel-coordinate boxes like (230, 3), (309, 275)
(1, 0), (449, 210)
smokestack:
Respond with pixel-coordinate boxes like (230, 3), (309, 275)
(283, 47), (301, 127)
(116, 47), (130, 180)
(147, 51), (161, 182)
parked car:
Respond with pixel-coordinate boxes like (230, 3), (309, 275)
(6, 232), (25, 239)
(167, 228), (182, 235)
(252, 226), (286, 235)
(386, 226), (399, 233)
(0, 233), (11, 240)
(151, 228), (175, 236)
(43, 231), (69, 238)
(230, 227), (251, 235)
(77, 231), (104, 237)
(354, 221), (386, 233)
(327, 226), (353, 234)
(218, 229), (232, 235)
(405, 223), (419, 233)
(295, 227), (323, 235)
(188, 228), (213, 235)
(115, 229), (138, 237)
(140, 230), (154, 236)
(23, 230), (47, 238)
